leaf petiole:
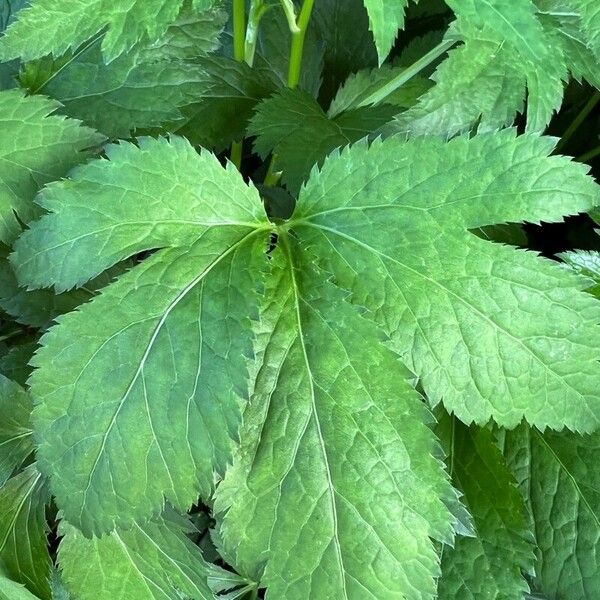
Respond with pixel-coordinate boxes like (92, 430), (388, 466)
(356, 37), (457, 108)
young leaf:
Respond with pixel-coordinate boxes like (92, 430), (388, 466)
(438, 419), (535, 599)
(12, 136), (271, 536)
(0, 375), (34, 486)
(500, 424), (600, 599)
(0, 0), (188, 63)
(0, 90), (103, 244)
(573, 0), (600, 58)
(289, 131), (600, 431)
(0, 466), (51, 600)
(216, 239), (457, 599)
(59, 515), (218, 600)
(249, 88), (397, 193)
(362, 0), (409, 63)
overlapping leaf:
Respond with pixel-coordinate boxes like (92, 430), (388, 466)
(0, 576), (43, 600)
(20, 7), (228, 138)
(0, 0), (189, 63)
(0, 375), (33, 485)
(362, 0), (410, 63)
(12, 136), (271, 535)
(289, 131), (600, 430)
(438, 419), (535, 598)
(394, 0), (569, 136)
(249, 88), (397, 193)
(0, 90), (103, 243)
(500, 424), (600, 599)
(0, 466), (51, 600)
(217, 243), (457, 599)
(59, 514), (222, 600)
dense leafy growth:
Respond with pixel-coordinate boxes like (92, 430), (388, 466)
(0, 0), (600, 599)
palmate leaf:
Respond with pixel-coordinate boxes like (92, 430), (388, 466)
(437, 418), (535, 599)
(0, 465), (51, 600)
(500, 424), (600, 599)
(59, 514), (221, 600)
(0, 90), (103, 244)
(288, 131), (600, 430)
(12, 131), (600, 597)
(0, 375), (34, 486)
(12, 136), (271, 535)
(216, 243), (457, 599)
(20, 7), (228, 139)
(0, 0), (189, 63)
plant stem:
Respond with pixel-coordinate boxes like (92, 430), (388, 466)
(230, 0), (247, 169)
(577, 143), (600, 164)
(557, 90), (600, 152)
(233, 0), (246, 62)
(356, 38), (457, 108)
(287, 0), (315, 89)
(245, 1), (269, 67)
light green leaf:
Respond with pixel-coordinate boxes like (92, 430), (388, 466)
(0, 0), (187, 63)
(395, 0), (567, 135)
(0, 466), (51, 600)
(20, 8), (228, 138)
(561, 250), (600, 296)
(217, 241), (457, 600)
(500, 424), (600, 599)
(0, 0), (28, 90)
(249, 88), (397, 193)
(0, 375), (33, 486)
(289, 131), (600, 431)
(12, 136), (271, 535)
(0, 90), (103, 244)
(0, 575), (43, 600)
(59, 515), (217, 600)
(573, 0), (600, 58)
(438, 419), (535, 599)
(363, 0), (409, 63)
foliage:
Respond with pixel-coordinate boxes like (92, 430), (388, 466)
(0, 0), (600, 598)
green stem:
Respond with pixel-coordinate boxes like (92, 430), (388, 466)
(233, 0), (246, 62)
(245, 1), (270, 67)
(557, 90), (600, 152)
(287, 0), (315, 89)
(230, 0), (247, 169)
(577, 143), (600, 164)
(356, 38), (457, 108)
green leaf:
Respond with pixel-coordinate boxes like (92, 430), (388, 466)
(12, 136), (271, 536)
(573, 0), (600, 58)
(0, 90), (103, 244)
(174, 56), (278, 149)
(0, 257), (91, 328)
(0, 575), (43, 600)
(20, 8), (228, 139)
(216, 240), (456, 599)
(363, 0), (409, 63)
(0, 0), (188, 63)
(561, 250), (600, 296)
(288, 131), (600, 431)
(0, 374), (33, 486)
(0, 0), (28, 90)
(395, 0), (568, 135)
(59, 515), (218, 600)
(249, 88), (397, 193)
(0, 341), (37, 387)
(0, 466), (51, 600)
(500, 424), (600, 599)
(437, 419), (535, 599)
